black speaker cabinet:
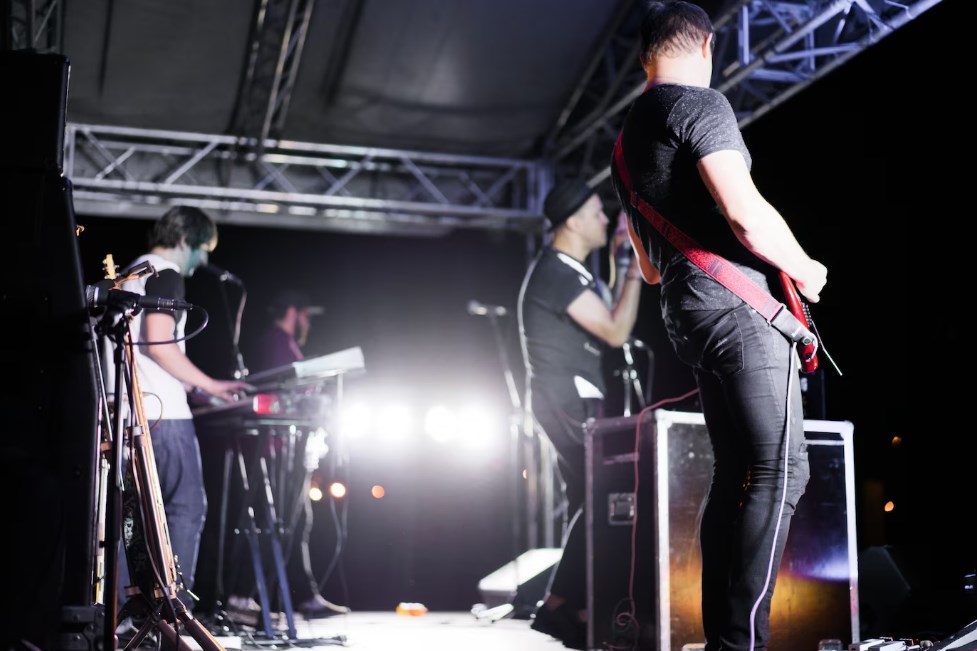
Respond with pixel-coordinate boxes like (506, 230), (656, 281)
(585, 409), (858, 651)
(0, 51), (69, 172)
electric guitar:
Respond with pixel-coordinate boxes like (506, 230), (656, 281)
(778, 271), (819, 374)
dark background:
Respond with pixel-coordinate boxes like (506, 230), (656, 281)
(68, 0), (968, 640)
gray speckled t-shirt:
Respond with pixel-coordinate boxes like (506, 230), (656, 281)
(612, 84), (777, 312)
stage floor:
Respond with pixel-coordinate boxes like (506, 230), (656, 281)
(182, 610), (567, 651)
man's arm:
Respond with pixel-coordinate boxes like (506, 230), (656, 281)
(142, 312), (249, 401)
(566, 269), (643, 348)
(697, 149), (826, 303)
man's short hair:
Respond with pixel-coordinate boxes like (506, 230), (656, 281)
(640, 1), (714, 61)
(148, 206), (218, 250)
(543, 179), (596, 231)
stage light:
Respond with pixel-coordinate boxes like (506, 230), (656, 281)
(425, 404), (458, 443)
(329, 482), (347, 499)
(457, 403), (497, 449)
(377, 402), (414, 444)
(371, 485), (385, 499)
(884, 500), (894, 512)
(339, 400), (373, 439)
(309, 485), (324, 501)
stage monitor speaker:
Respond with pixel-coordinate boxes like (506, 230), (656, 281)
(477, 548), (562, 619)
(585, 409), (858, 651)
(859, 544), (977, 642)
(929, 618), (977, 651)
(859, 545), (914, 639)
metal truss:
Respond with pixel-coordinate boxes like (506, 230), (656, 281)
(65, 123), (550, 235)
(548, 0), (945, 190)
(228, 0), (317, 145)
(2, 0), (63, 52)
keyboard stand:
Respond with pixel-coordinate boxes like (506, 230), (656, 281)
(225, 430), (297, 640)
(254, 441), (297, 638)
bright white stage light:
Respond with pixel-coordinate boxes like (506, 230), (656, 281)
(425, 404), (458, 443)
(457, 403), (497, 450)
(377, 403), (414, 443)
(340, 400), (373, 439)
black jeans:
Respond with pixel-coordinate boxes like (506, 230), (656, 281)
(666, 304), (810, 651)
(528, 381), (603, 612)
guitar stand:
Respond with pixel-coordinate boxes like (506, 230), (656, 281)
(96, 294), (226, 651)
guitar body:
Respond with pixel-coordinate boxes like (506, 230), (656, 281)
(778, 271), (819, 373)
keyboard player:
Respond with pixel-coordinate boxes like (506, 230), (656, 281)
(242, 289), (349, 619)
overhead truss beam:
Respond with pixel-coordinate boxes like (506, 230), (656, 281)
(3, 0), (63, 52)
(548, 0), (944, 189)
(229, 0), (317, 145)
(65, 123), (550, 235)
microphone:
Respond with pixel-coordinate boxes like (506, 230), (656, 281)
(467, 300), (507, 317)
(200, 263), (243, 285)
(86, 284), (194, 312)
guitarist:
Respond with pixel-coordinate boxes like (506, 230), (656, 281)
(609, 3), (827, 651)
(114, 207), (250, 638)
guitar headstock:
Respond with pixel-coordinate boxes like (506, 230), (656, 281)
(102, 254), (119, 282)
(102, 254), (156, 289)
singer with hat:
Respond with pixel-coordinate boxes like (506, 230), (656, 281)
(518, 178), (655, 649)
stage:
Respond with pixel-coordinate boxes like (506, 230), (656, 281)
(172, 611), (563, 651)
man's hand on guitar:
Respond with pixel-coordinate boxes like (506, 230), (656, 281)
(794, 259), (827, 303)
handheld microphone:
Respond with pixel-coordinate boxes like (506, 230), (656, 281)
(467, 300), (507, 317)
(86, 284), (194, 312)
(200, 263), (243, 285)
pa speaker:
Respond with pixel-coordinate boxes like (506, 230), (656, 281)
(0, 51), (69, 172)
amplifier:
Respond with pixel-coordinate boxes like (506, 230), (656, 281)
(584, 409), (859, 651)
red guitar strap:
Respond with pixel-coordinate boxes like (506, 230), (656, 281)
(612, 134), (813, 346)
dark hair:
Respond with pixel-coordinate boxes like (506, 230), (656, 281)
(639, 1), (714, 62)
(148, 206), (218, 250)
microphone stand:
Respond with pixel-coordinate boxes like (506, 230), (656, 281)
(617, 338), (653, 416)
(205, 267), (248, 379)
(194, 267), (247, 631)
(471, 307), (539, 622)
